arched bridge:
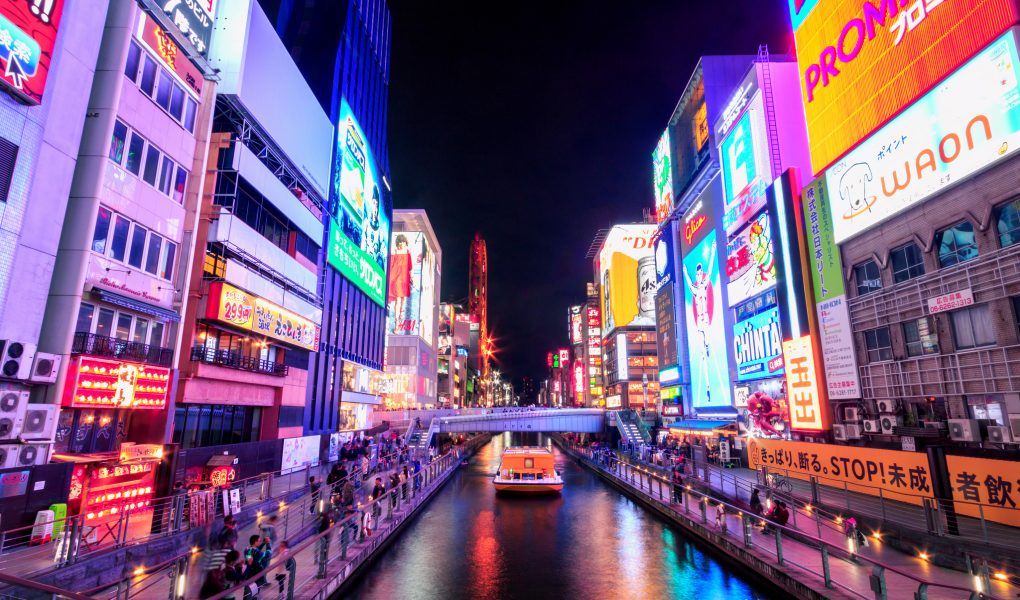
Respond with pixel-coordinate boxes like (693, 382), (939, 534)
(435, 408), (606, 434)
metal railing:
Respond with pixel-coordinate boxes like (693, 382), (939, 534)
(565, 440), (1008, 600)
(72, 332), (174, 368)
(190, 346), (288, 376)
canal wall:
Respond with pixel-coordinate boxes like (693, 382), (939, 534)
(554, 438), (856, 600)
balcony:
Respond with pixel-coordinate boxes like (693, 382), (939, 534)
(191, 346), (289, 377)
(72, 332), (174, 368)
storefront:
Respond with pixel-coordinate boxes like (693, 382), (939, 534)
(341, 362), (383, 430)
(669, 420), (740, 467)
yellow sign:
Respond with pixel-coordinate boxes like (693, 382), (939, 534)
(747, 438), (932, 506)
(207, 282), (319, 351)
(598, 224), (657, 335)
(782, 335), (826, 432)
(946, 455), (1020, 528)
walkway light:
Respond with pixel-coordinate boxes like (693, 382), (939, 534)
(133, 566), (145, 576)
(994, 572), (1008, 581)
(918, 552), (929, 561)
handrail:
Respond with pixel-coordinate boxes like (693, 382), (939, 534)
(0, 571), (94, 600)
(72, 331), (175, 367)
(437, 408), (605, 424)
(191, 345), (288, 376)
(567, 440), (1006, 600)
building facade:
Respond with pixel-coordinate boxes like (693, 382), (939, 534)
(468, 232), (488, 377)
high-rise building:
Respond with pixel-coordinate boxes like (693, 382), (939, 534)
(468, 232), (488, 376)
(383, 209), (441, 409)
(438, 303), (470, 407)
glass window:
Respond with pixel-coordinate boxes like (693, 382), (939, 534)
(903, 317), (939, 356)
(150, 322), (165, 348)
(854, 260), (882, 296)
(172, 405), (187, 445)
(183, 97), (197, 132)
(864, 326), (893, 362)
(95, 308), (115, 338)
(952, 305), (996, 349)
(250, 408), (261, 441)
(115, 313), (132, 340)
(125, 133), (144, 175)
(109, 121), (127, 164)
(155, 70), (173, 110)
(110, 215), (130, 261)
(75, 303), (95, 334)
(937, 221), (979, 267)
(145, 234), (162, 275)
(996, 198), (1020, 248)
(169, 84), (185, 120)
(173, 165), (187, 204)
(128, 224), (147, 268)
(197, 406), (212, 447)
(161, 240), (176, 281)
(143, 145), (160, 185)
(158, 156), (174, 195)
(890, 243), (925, 283)
(125, 42), (141, 81)
(139, 55), (157, 96)
(207, 405), (224, 446)
(91, 207), (112, 254)
(132, 317), (149, 344)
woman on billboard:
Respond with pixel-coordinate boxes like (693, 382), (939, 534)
(388, 234), (412, 334)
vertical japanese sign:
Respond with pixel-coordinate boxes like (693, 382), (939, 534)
(782, 335), (825, 431)
(802, 178), (861, 399)
(0, 0), (64, 104)
(162, 0), (216, 56)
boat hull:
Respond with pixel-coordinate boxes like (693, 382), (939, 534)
(494, 480), (563, 494)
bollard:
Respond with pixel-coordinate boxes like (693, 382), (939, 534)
(775, 528), (784, 566)
(821, 546), (832, 589)
(699, 498), (708, 524)
(742, 516), (753, 548)
(914, 583), (928, 600)
(810, 475), (819, 505)
(869, 565), (888, 600)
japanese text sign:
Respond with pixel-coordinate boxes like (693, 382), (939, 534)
(0, 0), (64, 104)
(206, 282), (319, 351)
(782, 335), (826, 431)
(947, 455), (1020, 527)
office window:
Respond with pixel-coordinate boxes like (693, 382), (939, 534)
(155, 70), (172, 110)
(128, 224), (147, 268)
(890, 243), (925, 283)
(997, 199), (1020, 248)
(145, 235), (162, 275)
(75, 303), (95, 333)
(124, 41), (141, 81)
(132, 317), (149, 344)
(158, 156), (174, 195)
(161, 240), (177, 281)
(951, 305), (996, 349)
(143, 145), (160, 185)
(183, 98), (197, 132)
(127, 42), (198, 132)
(125, 132), (144, 175)
(92, 207), (112, 254)
(864, 327), (893, 362)
(95, 308), (115, 338)
(937, 221), (979, 267)
(109, 121), (127, 163)
(854, 260), (882, 296)
(169, 84), (185, 121)
(172, 404), (263, 449)
(139, 54), (157, 95)
(903, 317), (939, 356)
(173, 165), (187, 204)
(110, 215), (130, 262)
(0, 136), (18, 203)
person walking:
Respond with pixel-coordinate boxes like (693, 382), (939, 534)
(341, 479), (355, 510)
(308, 476), (322, 514)
(750, 489), (763, 515)
(259, 514), (279, 546)
(217, 515), (239, 550)
(389, 473), (400, 509)
(715, 502), (727, 532)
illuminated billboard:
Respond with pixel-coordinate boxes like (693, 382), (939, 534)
(598, 225), (657, 335)
(0, 0), (64, 104)
(327, 99), (390, 307)
(782, 335), (826, 432)
(652, 129), (674, 223)
(733, 305), (784, 382)
(674, 78), (711, 195)
(725, 211), (777, 308)
(387, 231), (437, 344)
(824, 32), (1020, 244)
(653, 232), (680, 375)
(682, 229), (731, 408)
(569, 306), (583, 345)
(719, 96), (773, 235)
(205, 282), (319, 351)
(789, 0), (1020, 172)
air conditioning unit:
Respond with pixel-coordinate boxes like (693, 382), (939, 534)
(0, 390), (28, 440)
(11, 443), (49, 466)
(876, 399), (898, 414)
(880, 415), (903, 435)
(844, 407), (862, 422)
(833, 424), (848, 441)
(862, 419), (881, 434)
(29, 353), (61, 384)
(20, 404), (57, 440)
(948, 419), (981, 442)
(0, 444), (18, 469)
(845, 423), (863, 439)
(1009, 416), (1020, 441)
(0, 341), (36, 380)
(986, 426), (1013, 444)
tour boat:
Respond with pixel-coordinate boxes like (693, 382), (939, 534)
(493, 446), (563, 493)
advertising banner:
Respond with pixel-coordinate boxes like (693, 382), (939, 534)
(734, 305), (784, 381)
(674, 78), (712, 195)
(782, 335), (826, 431)
(928, 289), (974, 314)
(719, 94), (772, 234)
(0, 0), (64, 104)
(387, 231), (437, 344)
(789, 0), (1019, 173)
(655, 284), (679, 373)
(747, 438), (932, 505)
(206, 282), (320, 351)
(569, 306), (583, 345)
(328, 99), (390, 307)
(802, 179), (861, 399)
(65, 357), (171, 410)
(725, 210), (777, 308)
(946, 455), (1020, 527)
(598, 225), (657, 335)
(282, 435), (320, 474)
(682, 229), (731, 408)
(652, 129), (674, 223)
(824, 32), (1020, 244)
(161, 0), (216, 56)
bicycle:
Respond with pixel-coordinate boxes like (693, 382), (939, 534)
(757, 470), (793, 495)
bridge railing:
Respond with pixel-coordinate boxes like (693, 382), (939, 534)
(563, 440), (1008, 600)
(436, 408), (606, 424)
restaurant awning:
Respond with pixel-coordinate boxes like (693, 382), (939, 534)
(96, 290), (181, 322)
(668, 420), (737, 436)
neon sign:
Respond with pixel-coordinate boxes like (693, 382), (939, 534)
(0, 0), (64, 104)
(65, 357), (170, 410)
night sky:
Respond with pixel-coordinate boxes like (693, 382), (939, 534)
(388, 0), (792, 387)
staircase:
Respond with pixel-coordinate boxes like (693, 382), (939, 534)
(406, 418), (438, 459)
(615, 410), (650, 446)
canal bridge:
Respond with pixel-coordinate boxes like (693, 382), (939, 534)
(435, 408), (606, 433)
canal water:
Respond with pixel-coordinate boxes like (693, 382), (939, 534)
(341, 433), (775, 600)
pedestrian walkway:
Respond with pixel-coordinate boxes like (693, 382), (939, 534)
(565, 440), (1015, 600)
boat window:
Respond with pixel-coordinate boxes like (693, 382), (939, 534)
(513, 473), (521, 480)
(525, 458), (534, 468)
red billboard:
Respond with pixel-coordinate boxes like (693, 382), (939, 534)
(790, 0), (1019, 172)
(0, 0), (64, 104)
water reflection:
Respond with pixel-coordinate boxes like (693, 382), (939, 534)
(341, 434), (774, 600)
